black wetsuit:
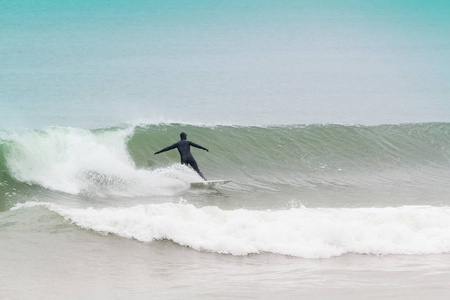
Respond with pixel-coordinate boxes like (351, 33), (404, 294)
(154, 139), (208, 180)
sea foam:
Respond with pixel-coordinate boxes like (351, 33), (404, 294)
(13, 202), (450, 258)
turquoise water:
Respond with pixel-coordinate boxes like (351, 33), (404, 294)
(1, 1), (450, 299)
(1, 0), (450, 128)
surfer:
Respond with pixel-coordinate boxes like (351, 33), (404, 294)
(154, 132), (208, 180)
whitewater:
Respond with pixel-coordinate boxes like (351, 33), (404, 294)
(12, 201), (450, 258)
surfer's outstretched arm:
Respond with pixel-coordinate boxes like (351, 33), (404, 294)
(189, 142), (209, 152)
(154, 143), (177, 155)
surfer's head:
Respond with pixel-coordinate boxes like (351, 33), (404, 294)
(180, 132), (187, 140)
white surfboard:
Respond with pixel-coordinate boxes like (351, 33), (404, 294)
(190, 180), (232, 188)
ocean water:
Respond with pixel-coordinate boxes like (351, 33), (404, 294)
(1, 1), (450, 299)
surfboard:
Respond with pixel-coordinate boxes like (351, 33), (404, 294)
(190, 180), (232, 188)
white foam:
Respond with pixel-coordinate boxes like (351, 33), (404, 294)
(13, 202), (450, 258)
(4, 126), (200, 196)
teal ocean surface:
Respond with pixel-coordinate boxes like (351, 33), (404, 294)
(1, 1), (450, 299)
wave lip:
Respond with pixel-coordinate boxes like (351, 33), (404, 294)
(13, 202), (450, 258)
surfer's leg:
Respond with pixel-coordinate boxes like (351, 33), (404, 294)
(189, 159), (206, 180)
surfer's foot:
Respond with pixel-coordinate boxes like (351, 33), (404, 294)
(197, 171), (206, 181)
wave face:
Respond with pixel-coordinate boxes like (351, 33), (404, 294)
(1, 123), (450, 201)
(13, 202), (450, 258)
(129, 122), (450, 183)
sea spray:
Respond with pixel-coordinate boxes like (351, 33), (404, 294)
(3, 126), (200, 197)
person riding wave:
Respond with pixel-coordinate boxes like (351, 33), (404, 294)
(154, 132), (208, 180)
